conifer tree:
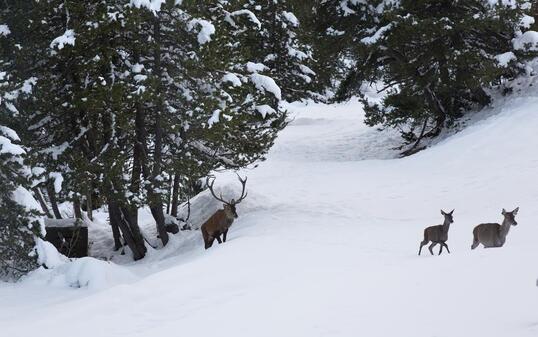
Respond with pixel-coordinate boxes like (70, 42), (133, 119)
(335, 0), (537, 154)
(230, 0), (315, 102)
(0, 19), (42, 279)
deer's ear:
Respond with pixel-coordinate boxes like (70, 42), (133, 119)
(449, 209), (454, 215)
(513, 207), (519, 215)
(441, 210), (446, 215)
(502, 208), (507, 215)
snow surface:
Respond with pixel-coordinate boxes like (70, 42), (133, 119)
(2, 82), (538, 336)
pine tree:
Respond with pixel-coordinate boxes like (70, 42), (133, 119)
(2, 0), (298, 261)
(0, 18), (42, 279)
(289, 0), (387, 98)
(334, 0), (536, 154)
(228, 0), (315, 102)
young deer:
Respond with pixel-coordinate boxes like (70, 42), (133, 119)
(418, 209), (454, 256)
(201, 174), (248, 249)
(471, 207), (519, 249)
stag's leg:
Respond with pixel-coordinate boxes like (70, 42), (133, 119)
(222, 230), (228, 243)
(208, 236), (216, 248)
(439, 243), (444, 255)
(202, 227), (210, 249)
(428, 242), (437, 255)
(216, 235), (222, 244)
(205, 236), (214, 249)
(443, 243), (450, 254)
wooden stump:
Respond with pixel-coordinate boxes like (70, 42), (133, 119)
(44, 219), (88, 258)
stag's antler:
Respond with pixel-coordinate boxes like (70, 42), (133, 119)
(205, 174), (248, 205)
(233, 173), (248, 204)
(178, 196), (191, 223)
(206, 176), (229, 204)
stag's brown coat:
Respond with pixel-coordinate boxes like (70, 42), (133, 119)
(201, 205), (236, 249)
(201, 174), (247, 249)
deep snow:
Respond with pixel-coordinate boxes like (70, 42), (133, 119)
(1, 85), (538, 337)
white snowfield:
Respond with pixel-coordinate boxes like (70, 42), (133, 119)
(2, 89), (538, 337)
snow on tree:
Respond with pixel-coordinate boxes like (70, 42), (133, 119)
(333, 0), (538, 154)
(1, 0), (295, 260)
(225, 0), (315, 102)
(0, 21), (43, 280)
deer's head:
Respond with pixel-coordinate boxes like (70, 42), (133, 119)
(441, 209), (454, 224)
(207, 174), (248, 220)
(502, 207), (519, 226)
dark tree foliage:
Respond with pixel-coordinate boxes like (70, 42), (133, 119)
(0, 20), (42, 278)
(1, 0), (296, 261)
(334, 0), (536, 154)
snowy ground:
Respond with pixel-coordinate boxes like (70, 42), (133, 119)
(2, 85), (538, 337)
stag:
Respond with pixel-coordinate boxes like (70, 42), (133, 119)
(201, 174), (248, 249)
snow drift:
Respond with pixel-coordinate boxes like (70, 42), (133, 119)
(1, 79), (538, 336)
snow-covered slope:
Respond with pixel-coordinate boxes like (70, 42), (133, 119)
(2, 86), (538, 337)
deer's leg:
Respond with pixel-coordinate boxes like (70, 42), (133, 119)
(216, 235), (222, 244)
(443, 243), (451, 254)
(205, 236), (214, 249)
(438, 243), (444, 255)
(471, 234), (479, 250)
(222, 230), (228, 243)
(202, 227), (210, 249)
(208, 236), (215, 248)
(428, 242), (437, 255)
(418, 240), (428, 255)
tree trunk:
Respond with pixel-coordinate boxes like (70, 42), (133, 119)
(120, 205), (147, 258)
(46, 180), (62, 219)
(105, 179), (146, 260)
(166, 174), (173, 214)
(109, 201), (145, 260)
(33, 187), (53, 218)
(86, 186), (93, 221)
(73, 196), (83, 220)
(108, 199), (123, 251)
(170, 174), (180, 217)
(149, 17), (168, 246)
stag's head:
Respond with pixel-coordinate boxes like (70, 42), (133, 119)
(207, 174), (248, 219)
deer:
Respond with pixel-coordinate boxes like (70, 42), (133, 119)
(418, 209), (454, 256)
(471, 207), (519, 249)
(201, 174), (248, 249)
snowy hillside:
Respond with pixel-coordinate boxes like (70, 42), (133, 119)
(2, 85), (538, 337)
